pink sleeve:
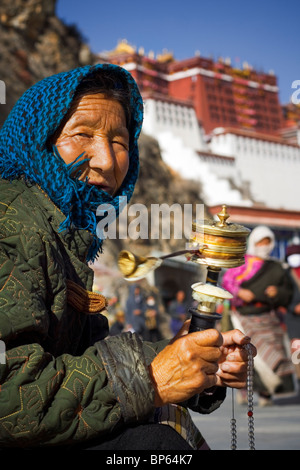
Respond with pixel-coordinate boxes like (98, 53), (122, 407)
(221, 265), (246, 296)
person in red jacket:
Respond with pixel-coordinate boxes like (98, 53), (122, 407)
(222, 225), (294, 406)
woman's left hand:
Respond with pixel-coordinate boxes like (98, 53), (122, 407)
(216, 330), (256, 389)
(265, 285), (278, 298)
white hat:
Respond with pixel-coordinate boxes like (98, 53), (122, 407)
(247, 225), (275, 257)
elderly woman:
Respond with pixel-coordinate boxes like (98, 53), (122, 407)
(0, 64), (253, 449)
(222, 225), (294, 406)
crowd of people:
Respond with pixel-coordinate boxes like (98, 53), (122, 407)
(107, 286), (191, 342)
(107, 285), (164, 342)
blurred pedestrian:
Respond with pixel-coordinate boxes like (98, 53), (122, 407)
(144, 295), (162, 342)
(222, 225), (294, 405)
(168, 290), (188, 335)
(285, 244), (300, 392)
(125, 285), (146, 338)
(110, 310), (126, 336)
(107, 295), (120, 316)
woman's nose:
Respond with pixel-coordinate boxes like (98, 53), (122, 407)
(88, 138), (115, 172)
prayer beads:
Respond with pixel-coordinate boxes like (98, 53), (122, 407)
(230, 344), (255, 450)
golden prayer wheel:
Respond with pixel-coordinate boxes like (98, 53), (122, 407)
(117, 204), (250, 331)
(188, 205), (250, 268)
(117, 204), (251, 409)
(185, 205), (250, 335)
(186, 206), (250, 408)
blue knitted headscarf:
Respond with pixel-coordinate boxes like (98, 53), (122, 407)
(0, 64), (143, 262)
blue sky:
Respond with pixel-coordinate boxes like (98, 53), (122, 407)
(57, 0), (300, 104)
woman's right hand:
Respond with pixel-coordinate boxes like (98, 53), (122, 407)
(149, 328), (222, 407)
(237, 288), (255, 303)
(294, 303), (300, 315)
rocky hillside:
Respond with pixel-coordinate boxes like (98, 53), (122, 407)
(0, 0), (95, 126)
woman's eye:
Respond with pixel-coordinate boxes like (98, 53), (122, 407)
(112, 140), (128, 150)
(76, 133), (91, 138)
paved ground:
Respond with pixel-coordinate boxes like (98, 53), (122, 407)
(191, 390), (300, 450)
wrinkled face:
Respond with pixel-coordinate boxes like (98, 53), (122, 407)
(53, 93), (130, 196)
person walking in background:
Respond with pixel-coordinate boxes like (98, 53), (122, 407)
(168, 290), (188, 335)
(109, 310), (126, 336)
(125, 284), (146, 338)
(144, 295), (162, 342)
(222, 225), (294, 406)
(285, 244), (300, 394)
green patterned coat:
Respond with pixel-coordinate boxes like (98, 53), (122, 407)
(0, 178), (162, 447)
(0, 179), (227, 449)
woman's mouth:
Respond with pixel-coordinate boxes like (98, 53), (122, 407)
(87, 180), (113, 194)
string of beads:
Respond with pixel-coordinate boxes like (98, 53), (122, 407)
(245, 343), (255, 450)
(230, 392), (237, 450)
(231, 343), (255, 450)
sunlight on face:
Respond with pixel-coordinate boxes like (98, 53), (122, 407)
(53, 93), (130, 196)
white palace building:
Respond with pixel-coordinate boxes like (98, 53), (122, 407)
(98, 41), (300, 257)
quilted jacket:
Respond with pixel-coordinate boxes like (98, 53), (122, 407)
(0, 179), (226, 448)
(0, 178), (166, 447)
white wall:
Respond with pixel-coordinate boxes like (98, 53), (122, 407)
(210, 132), (300, 210)
(143, 99), (207, 151)
(142, 98), (300, 211)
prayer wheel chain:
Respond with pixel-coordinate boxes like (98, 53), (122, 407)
(231, 344), (255, 450)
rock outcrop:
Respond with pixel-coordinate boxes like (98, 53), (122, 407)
(0, 0), (95, 126)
